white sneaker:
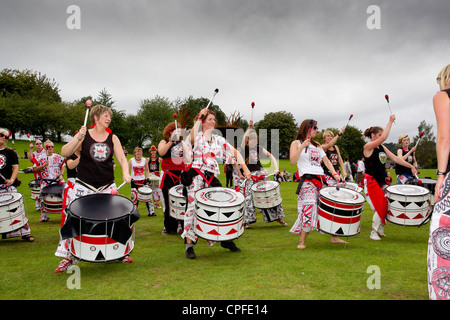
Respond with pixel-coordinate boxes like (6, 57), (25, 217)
(370, 230), (381, 241)
(377, 226), (386, 237)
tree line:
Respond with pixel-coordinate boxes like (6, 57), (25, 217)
(0, 68), (437, 167)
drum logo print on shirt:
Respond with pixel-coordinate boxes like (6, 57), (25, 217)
(90, 143), (111, 162)
(0, 154), (6, 169)
(379, 152), (387, 164)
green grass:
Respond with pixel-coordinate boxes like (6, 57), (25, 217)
(0, 140), (436, 300)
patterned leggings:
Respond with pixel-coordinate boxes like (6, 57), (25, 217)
(290, 181), (319, 234)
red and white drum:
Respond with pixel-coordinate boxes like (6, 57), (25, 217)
(386, 184), (430, 226)
(41, 184), (64, 213)
(0, 192), (28, 234)
(341, 182), (363, 194)
(61, 194), (140, 262)
(251, 180), (282, 209)
(28, 179), (41, 200)
(169, 185), (186, 220)
(137, 186), (152, 202)
(418, 178), (437, 206)
(194, 187), (245, 242)
(318, 187), (365, 237)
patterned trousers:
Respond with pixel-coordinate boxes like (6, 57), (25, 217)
(290, 181), (319, 234)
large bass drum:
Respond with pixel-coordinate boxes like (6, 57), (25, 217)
(386, 184), (430, 226)
(194, 187), (245, 242)
(60, 194), (140, 262)
(318, 187), (366, 237)
(0, 192), (28, 234)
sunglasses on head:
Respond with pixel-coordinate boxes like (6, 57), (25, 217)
(0, 133), (9, 139)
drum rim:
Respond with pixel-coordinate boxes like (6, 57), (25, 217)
(250, 180), (280, 192)
(0, 192), (23, 204)
(319, 186), (365, 205)
(194, 186), (244, 207)
(67, 193), (136, 221)
(169, 184), (184, 196)
(386, 184), (429, 196)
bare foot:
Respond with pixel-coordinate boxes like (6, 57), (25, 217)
(330, 236), (348, 244)
(297, 244), (307, 249)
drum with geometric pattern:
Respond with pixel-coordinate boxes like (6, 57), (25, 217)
(251, 180), (282, 209)
(194, 187), (245, 242)
(386, 184), (430, 226)
(169, 185), (186, 220)
(0, 192), (28, 234)
(318, 187), (365, 237)
(28, 179), (41, 200)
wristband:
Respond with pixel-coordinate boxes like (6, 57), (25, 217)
(436, 170), (446, 176)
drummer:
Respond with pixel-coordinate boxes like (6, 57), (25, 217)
(289, 119), (342, 249)
(394, 134), (418, 184)
(0, 128), (34, 242)
(146, 145), (163, 211)
(363, 115), (418, 241)
(28, 139), (46, 211)
(182, 108), (251, 259)
(55, 104), (132, 273)
(33, 140), (66, 222)
(158, 122), (191, 235)
(320, 128), (349, 245)
(129, 147), (153, 216)
(241, 121), (287, 229)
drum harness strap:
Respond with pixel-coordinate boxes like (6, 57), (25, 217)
(75, 178), (113, 193)
(295, 174), (327, 195)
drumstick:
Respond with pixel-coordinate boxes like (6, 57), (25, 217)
(117, 181), (126, 190)
(415, 132), (424, 148)
(384, 94), (395, 124)
(345, 114), (353, 127)
(251, 102), (255, 123)
(200, 88), (219, 120)
(26, 134), (31, 142)
(83, 99), (92, 127)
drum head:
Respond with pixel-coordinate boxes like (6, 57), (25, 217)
(138, 186), (152, 194)
(195, 187), (244, 207)
(69, 194), (136, 221)
(251, 180), (279, 192)
(41, 184), (64, 195)
(0, 192), (22, 205)
(319, 187), (365, 205)
(169, 184), (184, 197)
(387, 185), (429, 196)
(28, 179), (41, 187)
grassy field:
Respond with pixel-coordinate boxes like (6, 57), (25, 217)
(0, 139), (436, 301)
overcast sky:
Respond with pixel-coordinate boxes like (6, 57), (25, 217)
(1, 0), (449, 143)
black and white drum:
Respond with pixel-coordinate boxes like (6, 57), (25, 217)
(60, 194), (140, 262)
(169, 185), (186, 220)
(419, 178), (437, 206)
(137, 186), (152, 203)
(0, 192), (28, 234)
(386, 184), (430, 226)
(194, 187), (245, 242)
(341, 182), (363, 194)
(251, 180), (282, 209)
(41, 183), (64, 213)
(28, 179), (41, 200)
(318, 187), (365, 237)
(148, 174), (160, 186)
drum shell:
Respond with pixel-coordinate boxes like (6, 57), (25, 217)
(251, 180), (282, 209)
(61, 194), (140, 262)
(169, 185), (186, 220)
(194, 187), (245, 241)
(318, 187), (365, 237)
(28, 179), (41, 200)
(137, 186), (152, 202)
(386, 185), (430, 226)
(0, 192), (28, 234)
(41, 184), (64, 213)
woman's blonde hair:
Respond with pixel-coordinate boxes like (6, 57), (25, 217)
(398, 134), (409, 144)
(437, 64), (450, 88)
(90, 105), (112, 125)
(322, 130), (334, 142)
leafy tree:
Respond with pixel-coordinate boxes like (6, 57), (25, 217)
(412, 120), (436, 169)
(254, 111), (298, 159)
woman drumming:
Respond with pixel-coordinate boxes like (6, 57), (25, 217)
(241, 125), (287, 229)
(394, 134), (418, 184)
(158, 122), (190, 235)
(146, 145), (163, 211)
(427, 64), (450, 300)
(182, 108), (251, 259)
(363, 115), (418, 241)
(129, 147), (153, 216)
(55, 104), (132, 273)
(321, 128), (346, 186)
(289, 119), (342, 249)
(0, 128), (34, 242)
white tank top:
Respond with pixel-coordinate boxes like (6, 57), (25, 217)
(130, 157), (146, 180)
